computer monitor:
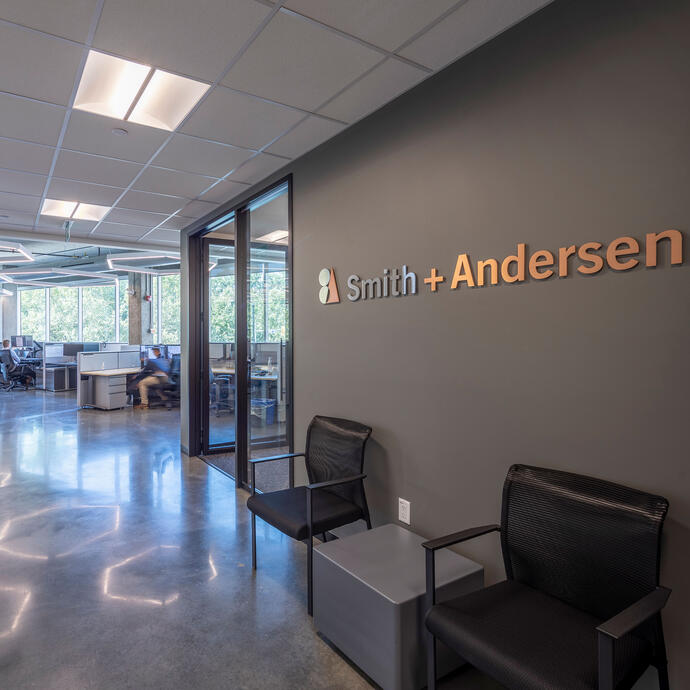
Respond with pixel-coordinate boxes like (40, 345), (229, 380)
(62, 343), (84, 357)
(83, 342), (99, 352)
(11, 335), (33, 347)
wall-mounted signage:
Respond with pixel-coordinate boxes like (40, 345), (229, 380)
(319, 231), (683, 304)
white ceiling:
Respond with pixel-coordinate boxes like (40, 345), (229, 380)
(0, 0), (553, 249)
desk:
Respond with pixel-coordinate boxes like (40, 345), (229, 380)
(79, 368), (141, 409)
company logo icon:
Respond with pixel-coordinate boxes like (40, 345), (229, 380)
(318, 267), (340, 304)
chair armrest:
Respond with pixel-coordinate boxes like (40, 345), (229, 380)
(597, 587), (671, 640)
(250, 453), (304, 494)
(306, 474), (366, 491)
(422, 524), (501, 552)
(248, 452), (305, 465)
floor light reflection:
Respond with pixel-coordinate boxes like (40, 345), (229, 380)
(0, 585), (31, 639)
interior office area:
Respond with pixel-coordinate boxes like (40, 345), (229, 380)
(1, 0), (688, 688)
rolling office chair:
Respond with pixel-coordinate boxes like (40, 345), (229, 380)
(247, 415), (373, 615)
(210, 373), (235, 416)
(0, 350), (31, 391)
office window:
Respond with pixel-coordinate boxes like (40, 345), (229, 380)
(119, 278), (129, 343)
(82, 285), (116, 341)
(19, 288), (46, 341)
(151, 276), (158, 340)
(266, 269), (287, 341)
(209, 274), (235, 342)
(249, 265), (266, 342)
(49, 287), (78, 342)
(160, 274), (180, 343)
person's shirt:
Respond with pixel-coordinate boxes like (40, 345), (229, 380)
(3, 346), (19, 366)
(148, 356), (170, 377)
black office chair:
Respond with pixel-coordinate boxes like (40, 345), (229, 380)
(247, 415), (373, 615)
(0, 350), (31, 390)
(423, 464), (671, 690)
(210, 374), (234, 416)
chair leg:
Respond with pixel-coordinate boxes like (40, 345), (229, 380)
(307, 535), (313, 616)
(251, 513), (257, 569)
(426, 631), (437, 690)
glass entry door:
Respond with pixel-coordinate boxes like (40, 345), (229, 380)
(202, 214), (237, 475)
(246, 185), (291, 492)
(200, 181), (292, 489)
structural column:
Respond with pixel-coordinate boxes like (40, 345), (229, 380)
(1, 284), (18, 340)
(128, 273), (154, 345)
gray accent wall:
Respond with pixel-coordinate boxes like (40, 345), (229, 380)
(183, 0), (689, 684)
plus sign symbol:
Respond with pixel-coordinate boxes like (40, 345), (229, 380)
(424, 267), (445, 292)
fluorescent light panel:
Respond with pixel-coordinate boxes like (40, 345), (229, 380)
(41, 199), (110, 221)
(129, 69), (210, 130)
(74, 51), (150, 120)
(41, 199), (78, 218)
(74, 51), (208, 131)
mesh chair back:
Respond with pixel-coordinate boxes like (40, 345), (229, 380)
(0, 350), (16, 372)
(305, 416), (371, 510)
(501, 464), (668, 620)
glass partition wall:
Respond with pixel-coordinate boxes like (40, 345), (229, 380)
(197, 179), (292, 491)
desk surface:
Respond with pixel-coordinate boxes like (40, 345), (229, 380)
(211, 365), (278, 381)
(81, 368), (142, 376)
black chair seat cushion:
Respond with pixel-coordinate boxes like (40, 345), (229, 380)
(426, 580), (651, 690)
(247, 486), (363, 541)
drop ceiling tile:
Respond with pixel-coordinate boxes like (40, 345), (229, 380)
(153, 134), (255, 178)
(284, 0), (459, 52)
(159, 216), (191, 231)
(93, 0), (270, 81)
(228, 153), (287, 185)
(0, 170), (47, 196)
(0, 192), (41, 214)
(133, 167), (216, 198)
(0, 23), (83, 106)
(222, 10), (381, 111)
(0, 0), (100, 43)
(105, 208), (169, 227)
(118, 190), (187, 214)
(0, 93), (65, 146)
(182, 87), (303, 150)
(399, 0), (554, 70)
(143, 229), (182, 245)
(266, 116), (344, 158)
(199, 179), (252, 204)
(54, 150), (143, 188)
(319, 58), (427, 123)
(48, 178), (124, 205)
(92, 222), (149, 238)
(37, 216), (97, 234)
(179, 200), (219, 220)
(0, 209), (34, 227)
(63, 110), (169, 164)
(0, 139), (54, 175)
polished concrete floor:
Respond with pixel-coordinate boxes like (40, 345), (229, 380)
(0, 389), (500, 689)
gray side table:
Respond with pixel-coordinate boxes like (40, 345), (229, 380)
(314, 523), (483, 690)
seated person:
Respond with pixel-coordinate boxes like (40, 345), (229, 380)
(2, 339), (20, 366)
(136, 347), (170, 408)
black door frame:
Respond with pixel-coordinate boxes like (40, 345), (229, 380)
(186, 175), (293, 489)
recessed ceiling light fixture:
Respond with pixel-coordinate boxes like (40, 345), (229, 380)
(41, 199), (110, 222)
(74, 50), (210, 131)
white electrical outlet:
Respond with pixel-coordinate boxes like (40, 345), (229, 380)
(398, 498), (411, 525)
